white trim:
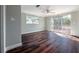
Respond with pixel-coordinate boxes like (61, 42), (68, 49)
(21, 30), (45, 34)
(6, 43), (22, 51)
(3, 5), (6, 53)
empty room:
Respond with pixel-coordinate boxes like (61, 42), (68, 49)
(1, 5), (79, 53)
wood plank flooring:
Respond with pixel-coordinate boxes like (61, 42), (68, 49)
(7, 31), (79, 53)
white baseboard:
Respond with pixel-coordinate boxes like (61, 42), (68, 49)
(21, 30), (45, 34)
(6, 43), (22, 52)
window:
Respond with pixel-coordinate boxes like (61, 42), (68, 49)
(26, 16), (39, 24)
(62, 15), (71, 26)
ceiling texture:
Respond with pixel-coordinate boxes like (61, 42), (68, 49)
(21, 5), (79, 17)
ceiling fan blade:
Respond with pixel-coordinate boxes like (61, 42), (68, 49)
(49, 11), (56, 13)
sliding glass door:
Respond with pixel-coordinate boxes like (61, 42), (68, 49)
(51, 14), (71, 35)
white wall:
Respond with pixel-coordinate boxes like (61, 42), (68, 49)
(71, 11), (79, 36)
(21, 13), (45, 34)
(6, 6), (22, 51)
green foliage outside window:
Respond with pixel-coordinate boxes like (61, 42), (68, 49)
(62, 15), (71, 26)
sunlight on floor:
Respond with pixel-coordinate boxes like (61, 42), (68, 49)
(55, 32), (79, 42)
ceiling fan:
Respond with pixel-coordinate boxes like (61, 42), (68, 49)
(36, 5), (56, 14)
(36, 5), (40, 7)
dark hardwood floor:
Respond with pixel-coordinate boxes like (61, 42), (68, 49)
(7, 31), (79, 53)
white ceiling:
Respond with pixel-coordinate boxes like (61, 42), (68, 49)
(21, 5), (79, 17)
